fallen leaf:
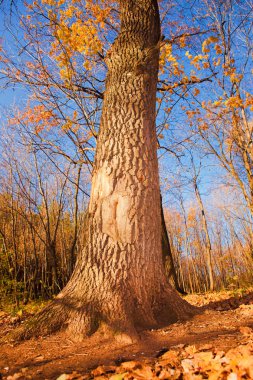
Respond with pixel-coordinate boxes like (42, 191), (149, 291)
(184, 345), (197, 356)
(33, 355), (44, 362)
(157, 350), (179, 367)
(91, 366), (116, 376)
(170, 343), (185, 349)
(131, 364), (154, 379)
(198, 344), (213, 351)
(181, 358), (194, 373)
(120, 361), (141, 370)
(7, 374), (26, 380)
(56, 375), (69, 380)
(193, 351), (213, 363)
(227, 373), (237, 380)
(239, 326), (252, 336)
(109, 374), (127, 380)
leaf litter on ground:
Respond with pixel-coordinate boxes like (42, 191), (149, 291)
(2, 289), (253, 380)
(51, 327), (253, 380)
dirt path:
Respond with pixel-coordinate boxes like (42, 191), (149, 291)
(0, 292), (253, 379)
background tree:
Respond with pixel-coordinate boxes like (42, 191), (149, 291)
(183, 0), (253, 219)
(0, 126), (88, 304)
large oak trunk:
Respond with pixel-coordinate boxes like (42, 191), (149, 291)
(15, 0), (196, 341)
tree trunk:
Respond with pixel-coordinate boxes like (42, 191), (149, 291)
(194, 181), (214, 291)
(160, 196), (186, 294)
(15, 0), (196, 342)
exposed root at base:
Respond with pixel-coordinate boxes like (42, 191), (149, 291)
(5, 300), (69, 342)
(3, 297), (139, 344)
(4, 287), (202, 344)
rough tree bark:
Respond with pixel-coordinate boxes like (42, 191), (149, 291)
(14, 0), (196, 342)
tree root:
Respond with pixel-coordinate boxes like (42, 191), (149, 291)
(4, 295), (138, 343)
(3, 284), (200, 344)
(152, 283), (200, 328)
(5, 299), (68, 342)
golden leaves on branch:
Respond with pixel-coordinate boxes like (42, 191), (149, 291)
(27, 0), (114, 82)
(224, 96), (243, 109)
(9, 102), (82, 136)
(202, 36), (219, 53)
(193, 88), (200, 96)
(9, 104), (58, 135)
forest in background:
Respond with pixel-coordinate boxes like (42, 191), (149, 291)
(0, 0), (252, 307)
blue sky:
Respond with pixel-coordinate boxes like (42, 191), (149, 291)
(0, 2), (28, 108)
(0, 0), (251, 220)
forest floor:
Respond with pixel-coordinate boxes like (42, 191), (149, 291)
(0, 289), (253, 380)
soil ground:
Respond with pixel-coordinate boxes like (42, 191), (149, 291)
(0, 289), (253, 380)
